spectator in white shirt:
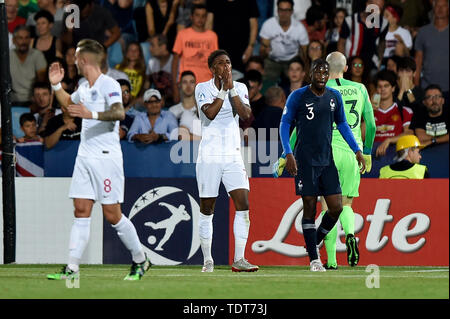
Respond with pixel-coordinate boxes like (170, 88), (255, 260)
(144, 33), (173, 89)
(383, 5), (413, 59)
(168, 70), (201, 140)
(259, 0), (309, 83)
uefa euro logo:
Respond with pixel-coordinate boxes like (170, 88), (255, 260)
(129, 186), (201, 265)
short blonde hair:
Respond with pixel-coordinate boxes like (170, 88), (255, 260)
(76, 39), (105, 66)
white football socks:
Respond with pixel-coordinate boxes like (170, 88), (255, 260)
(112, 214), (146, 264)
(233, 210), (250, 262)
(198, 212), (214, 263)
(68, 217), (91, 272)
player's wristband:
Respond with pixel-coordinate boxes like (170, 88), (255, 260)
(91, 111), (98, 120)
(217, 89), (227, 100)
(229, 87), (238, 98)
(51, 82), (62, 91)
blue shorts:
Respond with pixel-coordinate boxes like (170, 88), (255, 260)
(294, 161), (342, 196)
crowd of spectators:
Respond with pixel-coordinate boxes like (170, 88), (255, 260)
(1, 0), (448, 165)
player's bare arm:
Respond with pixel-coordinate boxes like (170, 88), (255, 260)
(201, 98), (225, 121)
(48, 62), (71, 112)
(285, 153), (298, 176)
(68, 102), (125, 121)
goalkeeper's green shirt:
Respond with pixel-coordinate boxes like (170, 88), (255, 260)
(327, 78), (376, 154)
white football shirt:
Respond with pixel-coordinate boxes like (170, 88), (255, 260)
(195, 78), (249, 156)
(71, 73), (123, 158)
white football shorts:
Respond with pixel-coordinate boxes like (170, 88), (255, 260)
(69, 155), (124, 204)
(196, 155), (249, 198)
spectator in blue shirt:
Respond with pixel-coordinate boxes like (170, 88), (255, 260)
(127, 88), (178, 143)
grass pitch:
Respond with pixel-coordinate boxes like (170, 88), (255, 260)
(0, 264), (448, 299)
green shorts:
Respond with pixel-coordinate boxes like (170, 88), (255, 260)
(332, 148), (360, 198)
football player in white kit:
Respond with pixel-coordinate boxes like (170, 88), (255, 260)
(195, 49), (259, 273)
(46, 39), (150, 281)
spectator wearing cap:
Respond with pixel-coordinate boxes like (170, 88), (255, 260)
(127, 88), (178, 143)
(383, 4), (412, 61)
(379, 134), (428, 179)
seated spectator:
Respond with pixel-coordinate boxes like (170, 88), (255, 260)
(304, 39), (325, 83)
(127, 89), (178, 143)
(7, 0), (26, 34)
(62, 0), (121, 49)
(245, 69), (267, 120)
(396, 56), (423, 113)
(146, 34), (173, 83)
(385, 55), (401, 74)
(30, 9), (63, 64)
(251, 86), (285, 141)
(280, 56), (306, 99)
(115, 42), (146, 98)
(26, 0), (65, 37)
(383, 5), (412, 61)
(345, 56), (365, 84)
(41, 112), (82, 149)
(29, 81), (57, 135)
(119, 79), (137, 140)
(374, 69), (414, 157)
(385, 0), (430, 37)
(15, 112), (43, 143)
(10, 25), (47, 106)
(145, 34), (174, 105)
(168, 71), (200, 140)
(171, 3), (218, 103)
(302, 5), (327, 42)
(245, 55), (274, 94)
(325, 7), (347, 55)
(379, 135), (428, 179)
(61, 46), (80, 94)
(272, 0), (311, 22)
(409, 84), (449, 147)
(259, 0), (309, 84)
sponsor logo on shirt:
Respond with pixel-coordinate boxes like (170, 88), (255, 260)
(108, 92), (120, 97)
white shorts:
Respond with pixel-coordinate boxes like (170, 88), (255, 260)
(196, 155), (249, 198)
(69, 156), (124, 204)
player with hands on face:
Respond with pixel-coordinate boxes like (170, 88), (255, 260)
(194, 49), (258, 273)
